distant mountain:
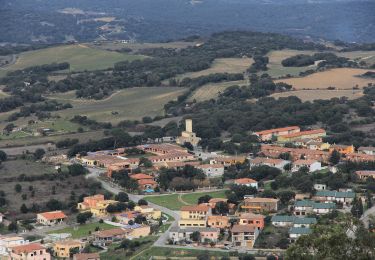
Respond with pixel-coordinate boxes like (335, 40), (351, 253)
(0, 0), (374, 44)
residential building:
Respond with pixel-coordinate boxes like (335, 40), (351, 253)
(9, 243), (51, 260)
(178, 205), (210, 228)
(0, 236), (28, 257)
(358, 146), (375, 155)
(314, 190), (355, 205)
(53, 240), (85, 258)
(289, 227), (312, 240)
(306, 141), (330, 151)
(329, 144), (355, 155)
(314, 184), (327, 191)
(37, 211), (67, 226)
(137, 143), (187, 156)
(234, 178), (258, 189)
(293, 217), (317, 228)
(277, 129), (326, 142)
(77, 194), (105, 210)
(294, 200), (335, 216)
(114, 211), (140, 224)
(134, 205), (162, 219)
(241, 198), (279, 213)
(169, 227), (219, 243)
(255, 126), (300, 141)
(196, 164), (225, 178)
(200, 228), (220, 242)
(345, 153), (375, 162)
(210, 156), (246, 167)
(90, 200), (118, 217)
(123, 224), (150, 238)
(157, 161), (200, 170)
(261, 145), (330, 163)
(207, 216), (230, 229)
(355, 170), (375, 180)
(231, 224), (259, 249)
(292, 159), (322, 173)
(73, 253), (100, 260)
(77, 195), (118, 217)
(238, 213), (265, 230)
(176, 119), (201, 146)
(79, 154), (127, 168)
(271, 215), (295, 227)
(93, 228), (131, 247)
(129, 174), (158, 190)
(250, 157), (290, 171)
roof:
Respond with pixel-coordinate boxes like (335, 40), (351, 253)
(130, 173), (153, 180)
(293, 159), (319, 166)
(55, 240), (83, 246)
(293, 217), (317, 225)
(358, 146), (375, 152)
(170, 226), (219, 233)
(315, 190), (355, 198)
(164, 161), (200, 168)
(234, 178), (257, 185)
(255, 126), (300, 136)
(240, 213), (265, 220)
(38, 211), (67, 220)
(197, 164), (224, 169)
(295, 200), (315, 207)
(251, 157), (286, 165)
(282, 129), (326, 139)
(11, 243), (45, 254)
(207, 215), (229, 221)
(331, 144), (352, 149)
(231, 224), (256, 233)
(94, 228), (130, 238)
(180, 205), (210, 212)
(356, 171), (375, 176)
(289, 227), (312, 235)
(271, 215), (295, 222)
(244, 197), (279, 203)
(208, 198), (228, 203)
(313, 202), (336, 209)
(138, 179), (157, 185)
(74, 253), (100, 260)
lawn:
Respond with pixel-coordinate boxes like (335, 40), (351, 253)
(133, 246), (231, 259)
(0, 44), (146, 77)
(145, 190), (228, 210)
(49, 222), (117, 239)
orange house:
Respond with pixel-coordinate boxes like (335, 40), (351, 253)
(329, 144), (355, 155)
(130, 174), (157, 190)
(238, 213), (265, 230)
(207, 215), (230, 229)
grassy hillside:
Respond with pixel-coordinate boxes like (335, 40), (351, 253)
(0, 44), (146, 77)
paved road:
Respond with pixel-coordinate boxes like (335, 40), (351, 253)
(86, 167), (180, 246)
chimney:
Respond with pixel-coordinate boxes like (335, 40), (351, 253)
(186, 119), (193, 133)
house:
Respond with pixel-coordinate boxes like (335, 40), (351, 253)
(261, 145), (330, 163)
(292, 159), (322, 173)
(196, 164), (225, 178)
(345, 153), (375, 162)
(79, 154), (127, 168)
(176, 119), (201, 146)
(53, 240), (85, 258)
(73, 253), (100, 260)
(306, 141), (330, 151)
(329, 144), (355, 155)
(314, 190), (355, 205)
(210, 156), (246, 167)
(37, 211), (67, 226)
(134, 205), (162, 219)
(129, 174), (158, 190)
(277, 129), (326, 142)
(158, 161), (200, 170)
(0, 236), (28, 257)
(207, 215), (230, 229)
(200, 228), (220, 242)
(137, 143), (188, 156)
(358, 146), (375, 155)
(77, 195), (118, 217)
(356, 171), (375, 180)
(255, 126), (300, 141)
(169, 227), (219, 243)
(289, 227), (312, 240)
(114, 211), (140, 224)
(93, 228), (131, 246)
(241, 198), (279, 213)
(294, 200), (335, 216)
(178, 205), (210, 228)
(314, 184), (327, 191)
(271, 215), (295, 227)
(9, 243), (51, 260)
(234, 178), (258, 189)
(250, 157), (290, 171)
(238, 213), (265, 230)
(231, 224), (259, 249)
(293, 217), (317, 228)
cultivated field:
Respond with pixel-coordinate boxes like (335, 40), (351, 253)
(0, 44), (146, 77)
(188, 80), (247, 102)
(174, 58), (252, 80)
(275, 68), (375, 90)
(271, 89), (364, 101)
(53, 87), (187, 123)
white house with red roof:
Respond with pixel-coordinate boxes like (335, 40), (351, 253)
(37, 211), (67, 226)
(234, 178), (258, 189)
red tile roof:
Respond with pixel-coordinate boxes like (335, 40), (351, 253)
(293, 159), (318, 165)
(180, 205), (210, 212)
(38, 211), (67, 220)
(231, 224), (256, 233)
(11, 243), (45, 254)
(282, 129), (326, 139)
(234, 178), (257, 185)
(130, 173), (153, 180)
(255, 126), (300, 136)
(138, 179), (157, 185)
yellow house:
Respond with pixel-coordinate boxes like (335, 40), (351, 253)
(53, 240), (85, 258)
(134, 205), (162, 219)
(178, 205), (210, 228)
(90, 200), (118, 217)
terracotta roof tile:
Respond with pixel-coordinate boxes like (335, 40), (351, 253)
(39, 211), (67, 220)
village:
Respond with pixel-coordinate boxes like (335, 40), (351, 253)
(0, 118), (375, 259)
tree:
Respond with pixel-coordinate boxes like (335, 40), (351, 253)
(138, 199), (148, 206)
(277, 190), (296, 205)
(139, 157), (153, 168)
(77, 212), (93, 224)
(46, 199), (63, 211)
(115, 192), (129, 202)
(20, 203), (28, 213)
(198, 195), (212, 204)
(351, 197), (364, 218)
(0, 150), (7, 161)
(34, 148), (45, 160)
(8, 221), (18, 232)
(190, 231), (201, 242)
(329, 150), (341, 165)
(367, 192), (373, 209)
(15, 184), (22, 193)
(68, 164), (87, 176)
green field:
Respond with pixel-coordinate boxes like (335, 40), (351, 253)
(145, 190), (227, 210)
(52, 87), (187, 123)
(0, 44), (146, 77)
(49, 222), (116, 239)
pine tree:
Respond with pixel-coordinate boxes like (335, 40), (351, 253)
(20, 203), (28, 214)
